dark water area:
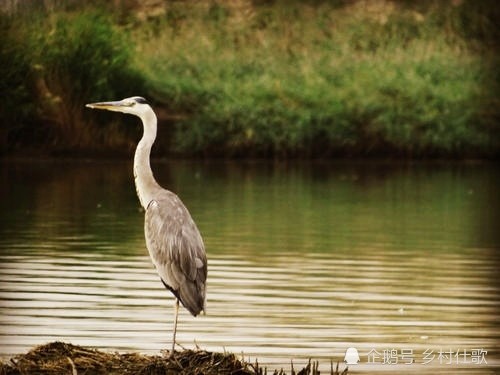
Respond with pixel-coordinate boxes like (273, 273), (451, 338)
(0, 159), (498, 373)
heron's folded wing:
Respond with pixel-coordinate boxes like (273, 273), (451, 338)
(144, 194), (207, 316)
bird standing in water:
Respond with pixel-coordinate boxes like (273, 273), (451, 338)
(86, 96), (207, 355)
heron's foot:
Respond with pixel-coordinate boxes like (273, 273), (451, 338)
(160, 347), (177, 359)
(166, 342), (187, 358)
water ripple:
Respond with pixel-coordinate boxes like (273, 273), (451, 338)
(0, 160), (498, 373)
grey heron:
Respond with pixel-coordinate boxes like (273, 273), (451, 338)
(86, 96), (207, 355)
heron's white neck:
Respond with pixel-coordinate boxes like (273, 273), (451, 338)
(134, 108), (161, 209)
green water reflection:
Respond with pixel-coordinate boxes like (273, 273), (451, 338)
(1, 160), (497, 256)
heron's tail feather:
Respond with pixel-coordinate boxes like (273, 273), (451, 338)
(161, 278), (205, 317)
(178, 280), (205, 317)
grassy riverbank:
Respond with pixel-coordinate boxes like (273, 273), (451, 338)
(1, 1), (499, 158)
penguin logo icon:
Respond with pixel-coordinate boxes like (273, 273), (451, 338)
(344, 347), (360, 365)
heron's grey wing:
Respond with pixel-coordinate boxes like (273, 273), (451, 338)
(144, 194), (207, 316)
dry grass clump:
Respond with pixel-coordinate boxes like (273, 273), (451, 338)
(0, 342), (347, 375)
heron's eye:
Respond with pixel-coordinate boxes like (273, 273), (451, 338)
(135, 97), (148, 104)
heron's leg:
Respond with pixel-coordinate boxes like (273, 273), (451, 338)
(171, 298), (180, 356)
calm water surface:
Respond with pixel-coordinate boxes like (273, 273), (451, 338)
(0, 160), (498, 373)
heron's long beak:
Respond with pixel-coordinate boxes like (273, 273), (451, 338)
(85, 100), (132, 111)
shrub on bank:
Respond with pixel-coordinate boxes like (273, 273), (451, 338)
(1, 9), (146, 154)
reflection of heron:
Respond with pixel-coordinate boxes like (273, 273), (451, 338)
(86, 97), (207, 355)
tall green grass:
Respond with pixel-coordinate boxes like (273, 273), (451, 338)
(1, 1), (498, 157)
(137, 1), (499, 157)
(1, 9), (146, 154)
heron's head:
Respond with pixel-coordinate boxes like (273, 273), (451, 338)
(86, 96), (151, 116)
